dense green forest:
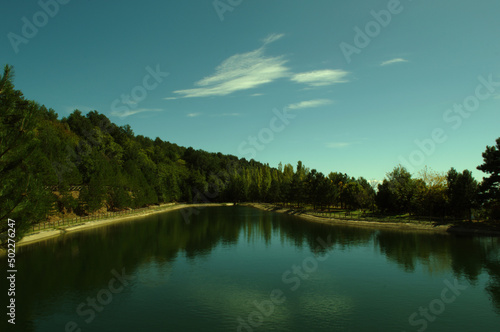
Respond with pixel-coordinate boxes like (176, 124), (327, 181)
(1, 65), (499, 240)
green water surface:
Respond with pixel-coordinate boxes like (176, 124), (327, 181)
(1, 206), (499, 331)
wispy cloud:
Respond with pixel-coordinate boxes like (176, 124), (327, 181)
(494, 94), (500, 100)
(326, 142), (352, 149)
(112, 108), (163, 118)
(262, 33), (284, 45)
(167, 35), (350, 100)
(211, 113), (241, 117)
(287, 99), (333, 110)
(187, 112), (202, 117)
(170, 35), (289, 99)
(251, 93), (264, 97)
(291, 69), (349, 87)
(380, 58), (408, 66)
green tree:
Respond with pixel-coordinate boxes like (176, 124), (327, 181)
(447, 168), (478, 221)
(290, 161), (308, 207)
(0, 65), (54, 239)
(343, 181), (363, 210)
(477, 139), (500, 219)
(412, 167), (447, 219)
(268, 169), (281, 203)
(79, 151), (112, 212)
(386, 165), (416, 215)
(356, 177), (376, 211)
(306, 169), (328, 210)
(328, 172), (348, 208)
(281, 163), (294, 205)
(376, 179), (397, 213)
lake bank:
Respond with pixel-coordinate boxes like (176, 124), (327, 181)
(244, 203), (500, 236)
(5, 201), (499, 253)
(5, 203), (234, 250)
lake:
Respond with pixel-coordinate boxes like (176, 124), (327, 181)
(1, 206), (499, 331)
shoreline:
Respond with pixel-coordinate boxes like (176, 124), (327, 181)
(244, 203), (500, 236)
(7, 203), (233, 250)
(3, 202), (499, 252)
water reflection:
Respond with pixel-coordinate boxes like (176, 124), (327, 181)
(2, 206), (499, 331)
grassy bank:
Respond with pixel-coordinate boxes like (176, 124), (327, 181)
(245, 203), (500, 236)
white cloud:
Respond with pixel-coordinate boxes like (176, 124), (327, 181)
(262, 33), (284, 45)
(112, 108), (163, 118)
(251, 93), (264, 97)
(167, 35), (351, 99)
(187, 112), (202, 117)
(326, 142), (352, 149)
(171, 35), (289, 99)
(380, 58), (408, 66)
(287, 99), (333, 110)
(211, 113), (241, 117)
(291, 69), (349, 87)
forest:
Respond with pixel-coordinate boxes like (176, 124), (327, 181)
(1, 65), (499, 240)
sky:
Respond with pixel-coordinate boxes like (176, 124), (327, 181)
(1, 0), (499, 183)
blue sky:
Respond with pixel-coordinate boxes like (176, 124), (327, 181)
(1, 0), (499, 182)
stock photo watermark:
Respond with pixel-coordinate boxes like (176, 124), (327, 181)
(213, 0), (243, 22)
(110, 65), (168, 117)
(6, 219), (17, 325)
(406, 278), (468, 332)
(65, 268), (135, 332)
(339, 0), (409, 64)
(399, 74), (500, 172)
(179, 160), (242, 224)
(237, 107), (296, 160)
(180, 106), (296, 224)
(7, 0), (71, 54)
(236, 236), (332, 332)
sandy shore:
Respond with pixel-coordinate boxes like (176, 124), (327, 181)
(8, 203), (234, 249)
(244, 203), (500, 236)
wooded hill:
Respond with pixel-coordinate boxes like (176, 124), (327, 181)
(1, 65), (499, 240)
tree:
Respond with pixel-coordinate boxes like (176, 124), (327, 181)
(477, 138), (500, 220)
(290, 161), (308, 207)
(325, 173), (340, 210)
(79, 151), (112, 212)
(306, 170), (329, 210)
(343, 181), (363, 210)
(0, 65), (53, 240)
(268, 169), (281, 203)
(328, 172), (348, 209)
(376, 180), (396, 213)
(281, 163), (294, 205)
(386, 165), (416, 215)
(356, 177), (376, 211)
(413, 167), (447, 219)
(446, 168), (478, 221)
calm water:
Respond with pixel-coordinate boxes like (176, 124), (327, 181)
(1, 206), (499, 331)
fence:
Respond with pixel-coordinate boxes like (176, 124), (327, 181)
(32, 204), (175, 233)
(267, 203), (451, 224)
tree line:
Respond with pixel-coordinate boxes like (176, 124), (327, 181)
(1, 65), (499, 240)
